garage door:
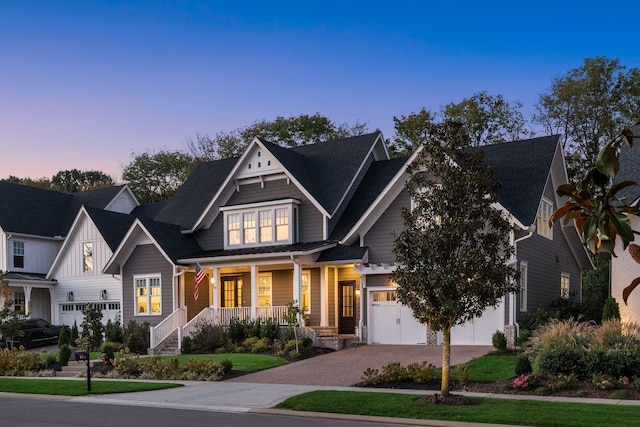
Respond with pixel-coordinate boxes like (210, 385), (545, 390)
(59, 302), (122, 327)
(450, 305), (503, 345)
(368, 290), (426, 345)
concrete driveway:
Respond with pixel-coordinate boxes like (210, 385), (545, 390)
(228, 345), (492, 386)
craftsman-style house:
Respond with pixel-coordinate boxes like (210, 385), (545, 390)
(1, 132), (592, 350)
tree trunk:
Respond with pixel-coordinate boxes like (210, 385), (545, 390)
(441, 328), (451, 397)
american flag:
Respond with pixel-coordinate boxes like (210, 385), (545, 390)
(194, 263), (206, 301)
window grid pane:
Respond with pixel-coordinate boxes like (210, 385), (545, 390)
(275, 208), (289, 241)
(83, 242), (93, 272)
(301, 272), (310, 313)
(259, 210), (273, 243)
(243, 212), (256, 244)
(228, 214), (240, 245)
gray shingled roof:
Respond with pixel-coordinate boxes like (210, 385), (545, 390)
(183, 241), (337, 260)
(84, 207), (137, 251)
(613, 123), (640, 203)
(329, 157), (408, 240)
(138, 218), (204, 263)
(0, 182), (127, 237)
(153, 158), (238, 229)
(316, 244), (368, 262)
(131, 201), (167, 220)
(481, 135), (560, 226)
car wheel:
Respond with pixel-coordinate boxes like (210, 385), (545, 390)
(21, 338), (32, 349)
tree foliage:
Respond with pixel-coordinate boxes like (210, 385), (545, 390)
(534, 57), (640, 179)
(392, 121), (518, 396)
(186, 113), (368, 161)
(2, 175), (52, 190)
(51, 169), (114, 192)
(0, 273), (25, 351)
(122, 149), (195, 203)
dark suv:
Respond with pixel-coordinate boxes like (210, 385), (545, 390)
(0, 318), (64, 349)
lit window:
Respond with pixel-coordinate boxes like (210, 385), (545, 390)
(135, 275), (162, 315)
(13, 241), (24, 269)
(537, 198), (553, 239)
(83, 242), (93, 272)
(519, 262), (528, 312)
(561, 273), (570, 299)
(243, 212), (256, 244)
(258, 273), (272, 306)
(301, 271), (311, 313)
(13, 291), (25, 313)
(259, 210), (273, 242)
(228, 214), (240, 245)
(276, 208), (289, 241)
(372, 291), (397, 302)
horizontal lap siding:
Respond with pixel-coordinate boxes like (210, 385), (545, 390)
(272, 270), (293, 306)
(185, 271), (210, 321)
(363, 190), (410, 264)
(309, 268), (321, 325)
(122, 244), (174, 327)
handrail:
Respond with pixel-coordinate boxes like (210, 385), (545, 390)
(149, 307), (186, 349)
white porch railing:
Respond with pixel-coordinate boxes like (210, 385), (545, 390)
(256, 306), (288, 325)
(216, 307), (252, 325)
(180, 306), (217, 345)
(150, 307), (186, 349)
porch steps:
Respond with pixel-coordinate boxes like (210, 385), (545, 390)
(56, 360), (99, 378)
(148, 330), (180, 356)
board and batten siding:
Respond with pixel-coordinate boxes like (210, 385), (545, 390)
(122, 244), (174, 327)
(7, 236), (60, 274)
(362, 190), (410, 264)
(515, 181), (582, 324)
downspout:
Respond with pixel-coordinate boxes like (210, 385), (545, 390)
(511, 225), (536, 339)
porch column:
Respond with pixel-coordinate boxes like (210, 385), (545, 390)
(358, 273), (366, 341)
(250, 264), (257, 318)
(211, 267), (219, 309)
(320, 266), (328, 326)
(292, 258), (301, 308)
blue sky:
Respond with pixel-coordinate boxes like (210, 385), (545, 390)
(2, 1), (639, 181)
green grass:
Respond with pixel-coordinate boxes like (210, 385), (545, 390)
(0, 378), (182, 396)
(155, 353), (288, 373)
(457, 353), (517, 382)
(276, 390), (640, 427)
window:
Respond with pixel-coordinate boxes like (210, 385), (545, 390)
(83, 242), (93, 272)
(519, 262), (528, 312)
(537, 198), (554, 239)
(372, 291), (397, 302)
(13, 241), (24, 269)
(301, 271), (311, 313)
(135, 275), (161, 315)
(561, 273), (570, 299)
(13, 291), (25, 312)
(221, 199), (299, 249)
(222, 277), (242, 307)
(258, 273), (272, 306)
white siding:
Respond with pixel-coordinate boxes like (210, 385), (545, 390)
(7, 236), (60, 274)
(52, 275), (122, 325)
(106, 191), (137, 214)
(0, 232), (6, 272)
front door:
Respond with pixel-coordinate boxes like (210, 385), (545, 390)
(221, 277), (242, 307)
(338, 281), (355, 334)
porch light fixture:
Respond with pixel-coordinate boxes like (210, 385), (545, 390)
(100, 289), (107, 300)
(67, 291), (74, 301)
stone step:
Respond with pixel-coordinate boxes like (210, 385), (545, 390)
(56, 360), (100, 378)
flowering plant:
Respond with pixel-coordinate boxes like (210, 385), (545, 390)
(513, 374), (529, 389)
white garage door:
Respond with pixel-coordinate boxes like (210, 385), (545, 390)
(450, 305), (503, 345)
(368, 290), (426, 345)
(59, 302), (122, 328)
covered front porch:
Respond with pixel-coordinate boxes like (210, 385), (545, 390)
(151, 243), (367, 350)
(1, 272), (56, 321)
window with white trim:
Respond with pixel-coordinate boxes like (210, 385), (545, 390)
(135, 275), (162, 315)
(536, 198), (554, 239)
(13, 241), (24, 269)
(221, 199), (299, 249)
(561, 273), (570, 299)
(258, 273), (272, 307)
(83, 242), (93, 272)
(12, 291), (25, 313)
(301, 270), (311, 313)
(519, 262), (528, 312)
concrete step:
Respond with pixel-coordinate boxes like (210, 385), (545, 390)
(56, 360), (99, 378)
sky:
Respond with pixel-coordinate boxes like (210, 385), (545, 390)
(1, 1), (639, 182)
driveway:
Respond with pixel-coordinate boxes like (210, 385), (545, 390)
(228, 345), (492, 386)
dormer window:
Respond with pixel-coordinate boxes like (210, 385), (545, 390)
(222, 199), (299, 249)
(536, 198), (553, 240)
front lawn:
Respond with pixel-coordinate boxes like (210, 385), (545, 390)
(0, 378), (182, 396)
(276, 390), (640, 427)
(450, 353), (517, 382)
(155, 353), (288, 373)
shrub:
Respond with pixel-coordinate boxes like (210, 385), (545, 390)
(104, 315), (124, 343)
(123, 320), (150, 354)
(535, 386), (552, 396)
(301, 336), (313, 349)
(588, 346), (640, 378)
(112, 348), (142, 377)
(609, 389), (630, 400)
(549, 373), (578, 391)
(408, 361), (436, 384)
(454, 363), (470, 386)
(284, 339), (298, 352)
(492, 331), (507, 352)
(243, 337), (271, 354)
(191, 321), (229, 352)
(69, 321), (79, 347)
(0, 350), (41, 376)
(288, 350), (301, 359)
(602, 296), (621, 321)
(43, 354), (57, 369)
(219, 358), (233, 373)
(59, 344), (71, 366)
(513, 374), (531, 390)
(517, 329), (531, 347)
(515, 354), (532, 376)
(530, 318), (595, 353)
(260, 318), (280, 341)
(181, 336), (192, 354)
(535, 345), (590, 379)
(100, 341), (124, 366)
(594, 319), (640, 348)
(80, 303), (104, 350)
(182, 358), (225, 381)
(57, 326), (69, 349)
(592, 374), (620, 390)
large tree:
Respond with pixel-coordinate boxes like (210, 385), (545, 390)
(186, 113), (369, 161)
(51, 169), (114, 193)
(392, 121), (519, 397)
(122, 149), (195, 204)
(534, 57), (640, 180)
(391, 92), (530, 157)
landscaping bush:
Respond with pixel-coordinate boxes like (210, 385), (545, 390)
(492, 330), (507, 352)
(100, 341), (124, 366)
(181, 336), (192, 354)
(80, 303), (104, 350)
(523, 297), (584, 331)
(123, 320), (150, 354)
(243, 337), (272, 353)
(59, 344), (71, 366)
(535, 345), (591, 379)
(229, 317), (248, 344)
(191, 320), (229, 352)
(549, 373), (579, 391)
(514, 354), (532, 376)
(219, 357), (233, 373)
(588, 346), (640, 378)
(57, 326), (69, 349)
(43, 353), (57, 369)
(182, 358), (225, 381)
(454, 363), (470, 386)
(104, 315), (124, 343)
(516, 329), (530, 347)
(301, 336), (313, 349)
(284, 339), (298, 352)
(112, 348), (142, 377)
(260, 318), (280, 341)
(0, 349), (41, 376)
(602, 296), (621, 321)
(69, 321), (79, 347)
(362, 361), (435, 386)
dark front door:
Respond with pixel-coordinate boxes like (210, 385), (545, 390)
(338, 281), (356, 334)
(221, 277), (242, 308)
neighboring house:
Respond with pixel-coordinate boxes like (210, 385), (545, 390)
(0, 182), (138, 322)
(103, 132), (592, 350)
(611, 123), (640, 324)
